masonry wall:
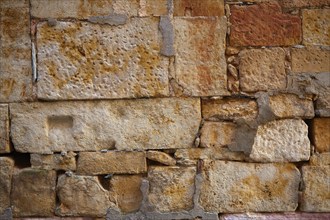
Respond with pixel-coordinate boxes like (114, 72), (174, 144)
(0, 0), (329, 219)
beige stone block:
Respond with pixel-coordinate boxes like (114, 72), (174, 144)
(303, 9), (330, 46)
(174, 17), (228, 96)
(175, 147), (246, 161)
(139, 0), (168, 16)
(200, 121), (236, 148)
(174, 0), (224, 16)
(239, 48), (286, 92)
(280, 0), (330, 8)
(30, 152), (76, 171)
(292, 47), (330, 73)
(113, 0), (139, 16)
(0, 157), (14, 214)
(0, 105), (10, 153)
(147, 151), (176, 166)
(200, 161), (300, 212)
(310, 153), (330, 167)
(312, 118), (330, 153)
(148, 166), (196, 212)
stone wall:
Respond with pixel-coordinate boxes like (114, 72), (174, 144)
(0, 0), (329, 219)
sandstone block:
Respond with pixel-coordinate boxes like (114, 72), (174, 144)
(148, 166), (196, 212)
(173, 17), (228, 96)
(30, 152), (76, 171)
(10, 98), (200, 153)
(310, 153), (330, 167)
(250, 119), (310, 162)
(312, 118), (330, 153)
(0, 157), (14, 214)
(139, 0), (168, 16)
(77, 151), (146, 175)
(174, 0), (224, 16)
(230, 2), (301, 46)
(11, 168), (56, 217)
(303, 9), (330, 46)
(239, 48), (286, 92)
(147, 151), (176, 166)
(200, 122), (236, 148)
(37, 18), (169, 100)
(220, 213), (330, 220)
(0, 105), (10, 153)
(113, 0), (139, 17)
(200, 161), (300, 212)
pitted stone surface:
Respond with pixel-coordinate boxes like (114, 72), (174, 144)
(174, 0), (224, 16)
(250, 119), (310, 162)
(10, 98), (200, 153)
(312, 118), (330, 153)
(303, 9), (330, 46)
(200, 161), (300, 212)
(174, 17), (228, 96)
(0, 157), (14, 214)
(0, 105), (10, 153)
(37, 18), (169, 100)
(113, 0), (139, 17)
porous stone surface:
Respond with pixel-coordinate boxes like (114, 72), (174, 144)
(148, 166), (196, 212)
(0, 157), (14, 214)
(302, 9), (330, 46)
(220, 213), (330, 220)
(0, 0), (32, 102)
(0, 105), (10, 153)
(200, 122), (236, 148)
(230, 2), (301, 46)
(11, 168), (56, 217)
(147, 151), (176, 166)
(239, 48), (286, 92)
(37, 18), (169, 100)
(113, 0), (139, 17)
(56, 174), (114, 217)
(10, 98), (200, 153)
(312, 118), (330, 153)
(174, 0), (224, 16)
(77, 151), (146, 175)
(250, 119), (310, 162)
(173, 17), (228, 96)
(200, 161), (301, 212)
(30, 152), (77, 171)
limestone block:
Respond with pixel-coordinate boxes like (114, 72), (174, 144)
(312, 118), (330, 153)
(303, 9), (330, 46)
(174, 0), (224, 16)
(175, 147), (246, 161)
(0, 157), (14, 214)
(310, 153), (330, 167)
(139, 0), (168, 16)
(146, 151), (176, 166)
(0, 105), (10, 153)
(200, 122), (236, 148)
(113, 0), (139, 17)
(30, 152), (76, 171)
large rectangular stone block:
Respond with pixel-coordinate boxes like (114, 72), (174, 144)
(10, 98), (200, 153)
(0, 105), (10, 153)
(174, 0), (225, 16)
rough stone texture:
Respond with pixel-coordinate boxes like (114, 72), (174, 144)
(174, 17), (228, 96)
(312, 118), (330, 153)
(202, 98), (258, 121)
(269, 93), (314, 119)
(239, 48), (286, 92)
(147, 151), (176, 166)
(303, 9), (330, 46)
(0, 157), (14, 214)
(291, 47), (330, 73)
(0, 0), (32, 102)
(230, 2), (301, 46)
(139, 0), (168, 16)
(0, 208), (12, 220)
(148, 166), (196, 212)
(113, 0), (139, 17)
(220, 212), (330, 220)
(31, 0), (113, 18)
(77, 151), (146, 175)
(200, 122), (236, 148)
(174, 0), (224, 16)
(159, 16), (175, 57)
(10, 98), (200, 153)
(30, 152), (77, 171)
(310, 153), (330, 167)
(250, 119), (310, 162)
(0, 105), (10, 153)
(11, 168), (56, 217)
(88, 14), (128, 25)
(200, 161), (301, 212)
(56, 174), (114, 217)
(109, 175), (143, 213)
(37, 18), (169, 100)
(280, 0), (330, 8)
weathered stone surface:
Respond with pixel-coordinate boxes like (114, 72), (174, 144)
(200, 122), (236, 148)
(280, 0), (330, 8)
(239, 48), (286, 92)
(148, 166), (196, 212)
(139, 0), (168, 16)
(77, 151), (146, 175)
(109, 175), (143, 213)
(175, 147), (246, 161)
(202, 98), (258, 120)
(200, 161), (300, 212)
(0, 208), (12, 220)
(159, 16), (175, 57)
(0, 0), (32, 102)
(37, 18), (169, 100)
(292, 47), (330, 73)
(174, 0), (224, 16)
(230, 2), (301, 46)
(113, 0), (139, 17)
(312, 118), (330, 153)
(30, 152), (76, 171)
(0, 157), (14, 214)
(269, 93), (314, 118)
(88, 14), (128, 25)
(174, 17), (228, 96)
(31, 0), (113, 18)
(56, 174), (114, 217)
(250, 119), (310, 162)
(147, 151), (176, 166)
(10, 98), (200, 153)
(220, 213), (330, 220)
(310, 153), (330, 167)
(303, 9), (330, 46)
(11, 169), (56, 217)
(0, 105), (10, 153)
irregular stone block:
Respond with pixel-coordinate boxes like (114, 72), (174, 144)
(147, 151), (176, 166)
(174, 0), (224, 16)
(312, 118), (330, 153)
(202, 98), (258, 121)
(303, 9), (330, 46)
(0, 0), (32, 102)
(200, 161), (300, 212)
(30, 152), (76, 171)
(250, 119), (310, 162)
(239, 48), (286, 92)
(310, 153), (330, 167)
(174, 17), (228, 96)
(230, 2), (301, 46)
(0, 105), (10, 153)
(77, 151), (146, 175)
(56, 174), (114, 217)
(148, 166), (196, 212)
(11, 168), (56, 217)
(113, 0), (139, 17)
(37, 18), (169, 100)
(10, 98), (200, 153)
(139, 0), (168, 16)
(220, 213), (330, 220)
(0, 157), (14, 214)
